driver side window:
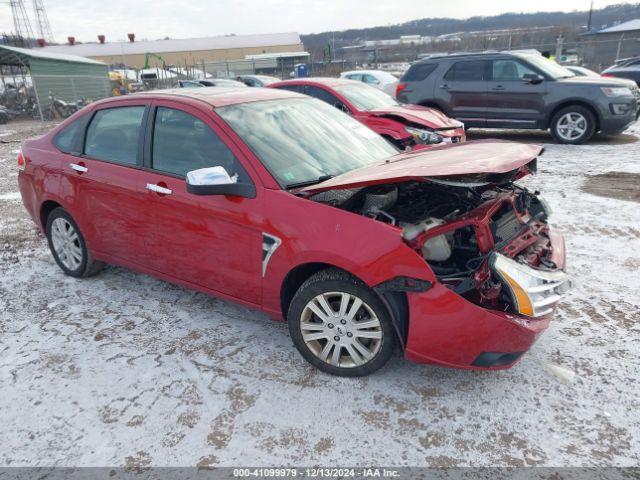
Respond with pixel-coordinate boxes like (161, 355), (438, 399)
(151, 107), (249, 180)
(492, 60), (538, 81)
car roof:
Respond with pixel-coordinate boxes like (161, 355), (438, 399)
(93, 87), (303, 109)
(414, 50), (530, 63)
(272, 77), (357, 87)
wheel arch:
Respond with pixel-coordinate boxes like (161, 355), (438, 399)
(547, 100), (601, 131)
(280, 262), (409, 349)
(39, 199), (63, 231)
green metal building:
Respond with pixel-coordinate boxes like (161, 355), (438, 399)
(0, 44), (110, 120)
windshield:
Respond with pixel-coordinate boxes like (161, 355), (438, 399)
(217, 98), (397, 188)
(333, 83), (399, 111)
(521, 55), (575, 79)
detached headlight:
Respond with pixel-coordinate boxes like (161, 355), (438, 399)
(405, 126), (443, 144)
(491, 253), (570, 318)
(601, 87), (631, 97)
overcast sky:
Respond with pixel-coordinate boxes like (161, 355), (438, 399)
(0, 0), (630, 42)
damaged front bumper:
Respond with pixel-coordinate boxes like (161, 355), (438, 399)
(404, 229), (568, 370)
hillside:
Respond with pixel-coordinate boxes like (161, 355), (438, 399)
(301, 3), (640, 49)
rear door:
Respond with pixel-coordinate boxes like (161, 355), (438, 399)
(437, 59), (489, 126)
(140, 100), (263, 305)
(485, 58), (548, 128)
(62, 102), (153, 265)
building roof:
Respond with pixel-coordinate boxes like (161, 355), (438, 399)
(0, 44), (106, 66)
(591, 18), (640, 34)
(37, 32), (302, 58)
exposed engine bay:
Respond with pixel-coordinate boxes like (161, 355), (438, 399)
(308, 179), (564, 315)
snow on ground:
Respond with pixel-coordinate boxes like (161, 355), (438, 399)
(1, 119), (639, 467)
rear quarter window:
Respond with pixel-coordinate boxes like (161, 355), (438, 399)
(53, 115), (90, 154)
(402, 63), (437, 82)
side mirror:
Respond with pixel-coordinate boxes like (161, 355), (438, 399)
(186, 166), (256, 198)
(523, 73), (544, 84)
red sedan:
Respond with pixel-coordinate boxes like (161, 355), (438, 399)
(268, 77), (466, 148)
(18, 87), (569, 377)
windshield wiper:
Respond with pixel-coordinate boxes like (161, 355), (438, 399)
(285, 174), (334, 190)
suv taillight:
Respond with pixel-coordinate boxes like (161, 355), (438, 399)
(396, 83), (407, 98)
(17, 150), (25, 171)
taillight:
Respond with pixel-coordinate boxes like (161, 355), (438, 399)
(601, 73), (614, 78)
(396, 83), (407, 98)
(17, 150), (26, 171)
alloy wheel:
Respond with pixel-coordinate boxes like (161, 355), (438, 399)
(50, 217), (83, 271)
(556, 112), (587, 141)
(300, 292), (382, 368)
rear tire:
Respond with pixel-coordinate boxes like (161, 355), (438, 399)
(550, 105), (596, 144)
(287, 269), (396, 377)
(45, 207), (103, 278)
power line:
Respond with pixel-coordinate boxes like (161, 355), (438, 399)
(32, 0), (54, 43)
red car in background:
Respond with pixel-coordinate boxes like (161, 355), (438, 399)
(18, 87), (569, 377)
(268, 77), (466, 149)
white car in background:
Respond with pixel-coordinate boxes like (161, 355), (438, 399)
(340, 70), (399, 97)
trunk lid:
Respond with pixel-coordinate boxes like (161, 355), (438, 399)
(301, 140), (543, 194)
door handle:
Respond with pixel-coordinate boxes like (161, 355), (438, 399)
(146, 183), (172, 195)
(491, 85), (506, 91)
(440, 84), (450, 90)
(69, 163), (88, 173)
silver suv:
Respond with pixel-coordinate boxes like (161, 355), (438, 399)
(396, 51), (639, 144)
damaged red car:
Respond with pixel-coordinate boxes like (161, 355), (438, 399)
(18, 88), (569, 377)
(268, 77), (466, 148)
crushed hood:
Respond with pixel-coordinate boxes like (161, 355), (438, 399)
(367, 104), (463, 130)
(301, 140), (543, 194)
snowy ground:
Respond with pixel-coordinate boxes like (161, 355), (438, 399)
(1, 119), (639, 468)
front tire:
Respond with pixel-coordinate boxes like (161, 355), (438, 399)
(550, 105), (596, 144)
(287, 269), (396, 377)
(46, 207), (103, 277)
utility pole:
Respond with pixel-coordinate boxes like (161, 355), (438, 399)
(555, 34), (564, 60)
(9, 0), (35, 48)
(32, 0), (54, 43)
(587, 0), (594, 32)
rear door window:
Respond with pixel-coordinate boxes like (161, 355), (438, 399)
(402, 63), (437, 82)
(85, 106), (145, 165)
(304, 86), (341, 106)
(444, 61), (488, 81)
(274, 84), (305, 94)
(151, 107), (250, 181)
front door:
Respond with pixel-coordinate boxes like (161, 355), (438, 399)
(141, 101), (263, 305)
(437, 59), (489, 126)
(485, 59), (548, 128)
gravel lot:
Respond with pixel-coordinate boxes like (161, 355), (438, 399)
(1, 119), (639, 468)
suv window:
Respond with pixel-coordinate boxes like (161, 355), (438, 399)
(492, 60), (538, 81)
(444, 60), (487, 81)
(53, 114), (90, 154)
(85, 106), (145, 165)
(402, 63), (437, 82)
(152, 107), (248, 180)
(304, 86), (342, 106)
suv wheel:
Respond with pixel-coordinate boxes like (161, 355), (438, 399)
(550, 106), (596, 144)
(287, 269), (396, 377)
(46, 207), (103, 277)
